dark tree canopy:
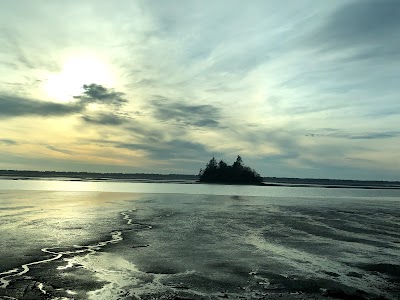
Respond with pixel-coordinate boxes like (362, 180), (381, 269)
(198, 155), (263, 185)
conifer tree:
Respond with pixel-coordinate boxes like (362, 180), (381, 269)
(198, 156), (262, 185)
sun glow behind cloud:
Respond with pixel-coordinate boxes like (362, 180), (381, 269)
(43, 55), (115, 102)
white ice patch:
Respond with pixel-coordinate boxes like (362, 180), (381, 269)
(0, 210), (131, 288)
(83, 252), (148, 300)
(245, 229), (389, 296)
(66, 289), (77, 295)
(37, 282), (46, 294)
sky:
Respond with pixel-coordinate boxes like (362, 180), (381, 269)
(0, 0), (400, 180)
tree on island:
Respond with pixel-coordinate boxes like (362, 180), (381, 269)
(198, 155), (263, 185)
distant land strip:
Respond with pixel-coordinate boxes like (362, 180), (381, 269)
(0, 170), (399, 189)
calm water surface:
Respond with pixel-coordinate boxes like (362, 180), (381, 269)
(1, 179), (400, 199)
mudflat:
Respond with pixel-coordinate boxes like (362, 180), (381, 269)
(1, 190), (399, 299)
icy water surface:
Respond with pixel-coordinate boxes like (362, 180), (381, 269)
(0, 181), (399, 299)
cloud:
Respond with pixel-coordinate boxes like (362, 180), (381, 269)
(312, 0), (400, 53)
(349, 132), (400, 140)
(81, 113), (129, 126)
(125, 122), (165, 143)
(0, 94), (82, 118)
(46, 145), (73, 155)
(75, 84), (133, 126)
(150, 96), (221, 127)
(305, 129), (400, 140)
(0, 30), (40, 70)
(117, 139), (214, 160)
(0, 138), (17, 145)
(0, 85), (133, 127)
(0, 28), (60, 73)
(74, 84), (128, 108)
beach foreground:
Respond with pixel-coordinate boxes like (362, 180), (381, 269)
(0, 189), (399, 300)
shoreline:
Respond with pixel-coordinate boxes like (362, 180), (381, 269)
(0, 175), (399, 190)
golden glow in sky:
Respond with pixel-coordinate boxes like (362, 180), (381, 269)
(43, 55), (115, 102)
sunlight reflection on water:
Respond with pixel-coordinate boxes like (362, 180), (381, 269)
(0, 179), (399, 199)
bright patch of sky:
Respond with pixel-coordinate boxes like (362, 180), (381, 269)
(0, 0), (399, 180)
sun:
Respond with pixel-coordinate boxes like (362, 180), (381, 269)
(44, 55), (115, 102)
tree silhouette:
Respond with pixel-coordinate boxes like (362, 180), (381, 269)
(198, 156), (262, 185)
(233, 155), (243, 169)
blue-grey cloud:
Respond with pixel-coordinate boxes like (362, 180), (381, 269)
(0, 94), (82, 118)
(312, 0), (400, 54)
(349, 132), (400, 140)
(150, 96), (221, 127)
(46, 145), (73, 155)
(82, 113), (129, 126)
(75, 85), (135, 126)
(0, 138), (18, 145)
(0, 85), (133, 126)
(74, 84), (128, 108)
(292, 157), (400, 181)
(306, 130), (400, 140)
(125, 124), (165, 144)
(117, 139), (214, 160)
(364, 107), (400, 118)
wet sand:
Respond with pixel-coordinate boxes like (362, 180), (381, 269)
(0, 190), (399, 299)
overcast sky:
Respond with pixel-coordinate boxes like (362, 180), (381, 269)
(1, 0), (399, 180)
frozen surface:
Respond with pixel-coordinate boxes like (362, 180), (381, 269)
(0, 183), (399, 299)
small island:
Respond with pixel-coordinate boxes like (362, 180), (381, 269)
(198, 155), (263, 185)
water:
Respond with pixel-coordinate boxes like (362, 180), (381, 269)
(0, 179), (399, 299)
(1, 178), (400, 198)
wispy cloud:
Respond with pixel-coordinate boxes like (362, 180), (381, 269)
(0, 94), (82, 118)
(149, 96), (221, 128)
(0, 138), (18, 145)
(117, 139), (213, 160)
(305, 130), (400, 140)
(81, 113), (129, 126)
(312, 0), (400, 52)
(46, 145), (73, 155)
(0, 85), (132, 127)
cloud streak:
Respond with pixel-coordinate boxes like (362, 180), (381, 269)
(316, 0), (400, 48)
(0, 138), (17, 145)
(0, 94), (82, 118)
(46, 145), (73, 155)
(81, 113), (129, 126)
(149, 96), (221, 128)
(0, 85), (132, 129)
(117, 139), (212, 160)
(306, 130), (400, 140)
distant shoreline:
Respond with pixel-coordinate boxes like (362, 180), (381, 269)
(0, 170), (399, 190)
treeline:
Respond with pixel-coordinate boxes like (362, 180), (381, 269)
(0, 170), (197, 181)
(199, 156), (263, 185)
